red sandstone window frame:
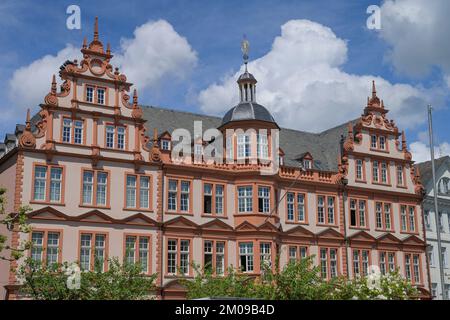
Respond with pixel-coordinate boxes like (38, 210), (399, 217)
(165, 236), (193, 277)
(28, 228), (64, 265)
(378, 250), (397, 275)
(287, 245), (309, 263)
(354, 158), (366, 182)
(318, 246), (340, 280)
(348, 198), (369, 230)
(166, 176), (193, 215)
(77, 230), (109, 272)
(351, 248), (371, 277)
(371, 160), (391, 185)
(316, 194), (337, 226)
(31, 163), (66, 205)
(60, 115), (87, 145)
(236, 239), (276, 275)
(285, 190), (308, 224)
(79, 168), (111, 209)
(399, 204), (419, 234)
(201, 180), (227, 218)
(374, 201), (394, 232)
(123, 233), (152, 275)
(84, 84), (109, 105)
(404, 252), (423, 286)
(104, 122), (129, 151)
(202, 239), (228, 276)
(123, 172), (153, 212)
(235, 183), (275, 215)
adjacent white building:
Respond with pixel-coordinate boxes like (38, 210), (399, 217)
(418, 156), (450, 299)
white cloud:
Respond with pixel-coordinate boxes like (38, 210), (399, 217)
(198, 19), (437, 133)
(7, 19), (197, 122)
(410, 141), (450, 163)
(380, 0), (450, 78)
(115, 19), (197, 89)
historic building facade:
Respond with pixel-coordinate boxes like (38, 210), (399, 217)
(417, 156), (450, 299)
(0, 19), (430, 299)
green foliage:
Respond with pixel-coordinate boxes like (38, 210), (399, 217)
(183, 256), (419, 300)
(17, 257), (158, 300)
(0, 187), (32, 261)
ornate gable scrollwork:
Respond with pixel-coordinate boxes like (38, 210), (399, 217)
(411, 165), (424, 195)
(343, 123), (354, 152)
(131, 89), (143, 119)
(150, 128), (161, 163)
(44, 75), (58, 107)
(19, 109), (36, 149)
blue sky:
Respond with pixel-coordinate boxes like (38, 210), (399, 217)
(0, 0), (449, 162)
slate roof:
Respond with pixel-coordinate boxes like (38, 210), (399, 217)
(221, 102), (277, 126)
(416, 156), (450, 186)
(142, 105), (354, 171)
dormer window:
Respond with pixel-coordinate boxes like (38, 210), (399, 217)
(303, 160), (312, 169)
(194, 144), (203, 156)
(439, 177), (450, 195)
(371, 134), (388, 151)
(97, 88), (105, 105)
(161, 139), (171, 151)
(237, 134), (251, 159)
(257, 133), (269, 159)
(86, 86), (94, 103)
(379, 136), (386, 150)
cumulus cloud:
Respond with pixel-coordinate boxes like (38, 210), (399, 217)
(7, 19), (197, 122)
(380, 0), (450, 78)
(410, 141), (450, 163)
(198, 19), (438, 133)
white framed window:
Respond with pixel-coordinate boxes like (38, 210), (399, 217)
(238, 186), (253, 212)
(317, 195), (325, 224)
(180, 240), (190, 275)
(373, 161), (379, 182)
(409, 206), (416, 232)
(180, 181), (190, 212)
(424, 211), (431, 230)
(168, 179), (177, 211)
(428, 246), (434, 267)
(106, 125), (115, 148)
(49, 167), (62, 202)
(139, 237), (149, 273)
(161, 139), (171, 151)
(125, 236), (136, 265)
(379, 136), (386, 150)
(371, 135), (377, 149)
(94, 234), (106, 272)
(384, 203), (391, 230)
(356, 159), (363, 180)
(97, 88), (105, 105)
(62, 119), (72, 143)
(46, 232), (59, 266)
(258, 186), (270, 213)
(260, 242), (272, 269)
(442, 247), (447, 268)
(117, 127), (125, 150)
(327, 197), (335, 224)
(167, 239), (177, 274)
(126, 175), (137, 208)
(239, 242), (254, 273)
(74, 120), (83, 144)
(297, 194), (305, 222)
(257, 133), (269, 159)
(33, 166), (47, 201)
(140, 176), (150, 209)
(96, 172), (108, 206)
(215, 184), (224, 215)
(86, 86), (94, 103)
(380, 162), (388, 183)
(237, 134), (251, 159)
(376, 202), (383, 229)
(31, 232), (44, 263)
(82, 170), (108, 207)
(216, 242), (225, 275)
(303, 160), (312, 169)
(397, 165), (404, 186)
(82, 171), (94, 205)
(287, 192), (294, 221)
(80, 234), (91, 271)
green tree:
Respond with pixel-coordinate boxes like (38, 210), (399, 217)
(0, 187), (32, 261)
(182, 256), (419, 300)
(17, 257), (157, 300)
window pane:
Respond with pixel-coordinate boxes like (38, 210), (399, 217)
(34, 166), (47, 201)
(126, 175), (137, 208)
(96, 172), (108, 206)
(139, 176), (150, 209)
(82, 171), (94, 204)
(50, 167), (62, 202)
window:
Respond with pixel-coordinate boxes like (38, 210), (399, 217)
(32, 165), (64, 203)
(79, 233), (107, 272)
(125, 174), (151, 210)
(82, 170), (108, 207)
(203, 183), (225, 216)
(203, 240), (226, 275)
(372, 161), (379, 182)
(167, 238), (191, 275)
(349, 199), (367, 228)
(352, 249), (370, 277)
(424, 211), (431, 230)
(439, 212), (444, 232)
(442, 248), (447, 268)
(239, 242), (254, 273)
(105, 125), (126, 150)
(61, 118), (84, 144)
(404, 253), (421, 284)
(167, 179), (191, 213)
(125, 235), (150, 273)
(428, 246), (434, 267)
(97, 88), (105, 104)
(375, 202), (393, 230)
(396, 165), (404, 186)
(380, 162), (388, 183)
(260, 243), (272, 270)
(355, 159), (364, 181)
(400, 205), (416, 233)
(317, 195), (335, 225)
(86, 86), (94, 103)
(379, 251), (396, 275)
(237, 134), (251, 159)
(431, 283), (437, 298)
(371, 135), (387, 150)
(257, 133), (269, 159)
(30, 231), (61, 266)
(303, 160), (312, 169)
(238, 186), (253, 213)
(161, 139), (171, 151)
(288, 246), (308, 263)
(320, 248), (338, 279)
(438, 177), (450, 195)
(286, 192), (307, 223)
(258, 186), (270, 213)
(379, 136), (386, 150)
(371, 135), (377, 149)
